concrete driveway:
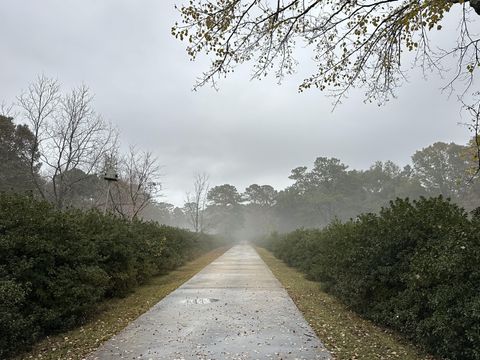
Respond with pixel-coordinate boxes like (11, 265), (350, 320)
(88, 244), (331, 359)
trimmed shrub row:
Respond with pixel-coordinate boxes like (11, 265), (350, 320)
(259, 196), (480, 360)
(0, 193), (222, 358)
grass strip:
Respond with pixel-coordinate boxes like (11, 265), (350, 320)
(16, 246), (229, 360)
(256, 247), (434, 360)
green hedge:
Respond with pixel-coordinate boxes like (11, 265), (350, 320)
(0, 193), (222, 358)
(260, 196), (480, 360)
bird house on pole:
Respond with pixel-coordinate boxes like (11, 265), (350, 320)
(103, 168), (119, 182)
(103, 158), (119, 213)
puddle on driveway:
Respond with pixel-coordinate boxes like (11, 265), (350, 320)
(181, 298), (220, 305)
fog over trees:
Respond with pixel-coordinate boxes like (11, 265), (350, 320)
(3, 76), (479, 241)
(141, 139), (480, 239)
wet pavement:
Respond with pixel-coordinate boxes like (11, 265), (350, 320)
(87, 244), (331, 359)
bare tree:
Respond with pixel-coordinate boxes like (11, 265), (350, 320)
(18, 77), (117, 209)
(110, 147), (162, 220)
(17, 75), (60, 199)
(185, 173), (210, 233)
(45, 85), (117, 209)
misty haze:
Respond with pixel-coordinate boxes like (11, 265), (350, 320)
(1, 1), (479, 360)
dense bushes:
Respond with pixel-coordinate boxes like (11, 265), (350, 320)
(260, 196), (480, 360)
(0, 193), (222, 358)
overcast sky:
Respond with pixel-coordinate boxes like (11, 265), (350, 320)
(0, 1), (472, 206)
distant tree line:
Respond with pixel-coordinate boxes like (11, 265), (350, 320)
(0, 76), (161, 219)
(147, 139), (479, 238)
(8, 79), (475, 233)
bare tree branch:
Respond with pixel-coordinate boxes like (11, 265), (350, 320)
(173, 0), (480, 107)
(17, 75), (60, 200)
(110, 147), (162, 220)
(185, 173), (210, 232)
(18, 77), (118, 209)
